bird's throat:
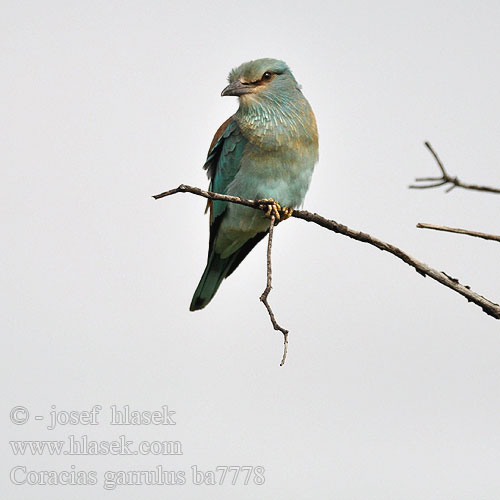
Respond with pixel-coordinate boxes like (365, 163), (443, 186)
(236, 93), (317, 150)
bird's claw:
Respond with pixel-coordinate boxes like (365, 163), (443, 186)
(258, 198), (293, 221)
(261, 198), (281, 220)
(280, 206), (293, 220)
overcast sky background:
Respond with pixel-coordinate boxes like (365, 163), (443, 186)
(2, 1), (500, 498)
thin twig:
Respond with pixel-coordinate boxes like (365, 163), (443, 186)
(153, 184), (500, 321)
(424, 141), (447, 177)
(409, 142), (500, 194)
(259, 215), (289, 366)
(417, 223), (500, 242)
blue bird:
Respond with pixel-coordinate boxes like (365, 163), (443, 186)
(190, 58), (319, 311)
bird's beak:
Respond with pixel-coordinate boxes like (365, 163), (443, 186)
(221, 80), (254, 97)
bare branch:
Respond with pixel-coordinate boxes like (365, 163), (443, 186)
(153, 184), (500, 321)
(153, 184), (261, 208)
(424, 140), (447, 177)
(409, 179), (448, 189)
(259, 215), (289, 366)
(417, 223), (500, 242)
(409, 142), (500, 194)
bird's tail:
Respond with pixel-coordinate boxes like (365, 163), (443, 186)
(190, 231), (268, 311)
(190, 252), (234, 311)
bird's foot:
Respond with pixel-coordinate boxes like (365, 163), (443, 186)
(258, 198), (280, 219)
(258, 198), (294, 221)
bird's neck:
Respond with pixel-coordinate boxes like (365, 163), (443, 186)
(235, 91), (317, 150)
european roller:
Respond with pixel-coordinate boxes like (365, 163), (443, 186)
(190, 58), (318, 311)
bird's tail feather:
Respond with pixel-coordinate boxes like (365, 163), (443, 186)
(190, 252), (235, 311)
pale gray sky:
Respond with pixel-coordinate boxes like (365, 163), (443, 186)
(2, 1), (500, 498)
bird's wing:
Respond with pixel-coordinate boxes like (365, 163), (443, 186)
(190, 117), (260, 310)
(203, 116), (248, 224)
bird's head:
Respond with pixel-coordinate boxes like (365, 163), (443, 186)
(221, 58), (300, 101)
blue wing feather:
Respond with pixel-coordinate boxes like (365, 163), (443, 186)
(204, 118), (247, 221)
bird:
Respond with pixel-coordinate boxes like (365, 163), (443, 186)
(190, 58), (319, 311)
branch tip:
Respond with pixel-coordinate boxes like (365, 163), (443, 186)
(259, 215), (290, 366)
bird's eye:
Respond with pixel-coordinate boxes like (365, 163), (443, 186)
(262, 71), (272, 81)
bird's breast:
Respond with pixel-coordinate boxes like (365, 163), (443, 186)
(227, 140), (317, 210)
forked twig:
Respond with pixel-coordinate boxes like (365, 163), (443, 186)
(409, 142), (500, 194)
(259, 215), (289, 366)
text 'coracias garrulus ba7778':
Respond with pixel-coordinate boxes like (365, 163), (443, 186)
(190, 58), (319, 311)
